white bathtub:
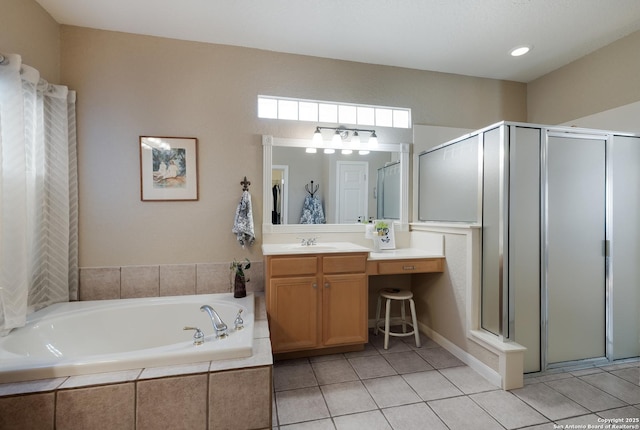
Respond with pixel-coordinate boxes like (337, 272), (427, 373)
(0, 293), (254, 384)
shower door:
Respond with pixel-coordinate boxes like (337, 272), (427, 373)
(545, 134), (607, 366)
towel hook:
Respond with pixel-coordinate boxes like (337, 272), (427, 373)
(240, 176), (251, 191)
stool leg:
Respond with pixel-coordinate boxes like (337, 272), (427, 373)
(409, 298), (421, 348)
(374, 295), (382, 336)
(384, 298), (391, 350)
(401, 300), (407, 333)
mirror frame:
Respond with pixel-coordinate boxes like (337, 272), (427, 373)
(262, 135), (410, 234)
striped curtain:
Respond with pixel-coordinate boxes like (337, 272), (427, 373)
(0, 54), (78, 335)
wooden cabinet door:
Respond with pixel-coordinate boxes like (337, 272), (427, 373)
(269, 276), (319, 353)
(321, 273), (368, 346)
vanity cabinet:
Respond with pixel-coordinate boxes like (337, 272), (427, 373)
(265, 253), (368, 354)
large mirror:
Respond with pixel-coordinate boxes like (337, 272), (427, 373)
(262, 135), (409, 233)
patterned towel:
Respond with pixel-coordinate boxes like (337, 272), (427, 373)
(300, 195), (326, 224)
(232, 191), (255, 247)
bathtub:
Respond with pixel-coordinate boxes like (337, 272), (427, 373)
(0, 293), (254, 384)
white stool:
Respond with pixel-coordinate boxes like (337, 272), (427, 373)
(374, 288), (421, 350)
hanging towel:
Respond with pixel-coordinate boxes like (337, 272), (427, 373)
(232, 190), (255, 247)
(300, 195), (326, 224)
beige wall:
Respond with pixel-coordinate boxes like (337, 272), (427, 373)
(0, 0), (60, 83)
(59, 25), (526, 267)
(528, 29), (640, 125)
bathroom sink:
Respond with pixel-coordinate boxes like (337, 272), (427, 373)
(285, 244), (338, 251)
(262, 242), (371, 255)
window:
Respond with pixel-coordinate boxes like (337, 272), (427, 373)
(258, 96), (411, 129)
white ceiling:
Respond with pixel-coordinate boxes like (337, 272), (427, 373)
(36, 0), (640, 83)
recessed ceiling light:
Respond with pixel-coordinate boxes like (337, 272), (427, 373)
(510, 45), (532, 57)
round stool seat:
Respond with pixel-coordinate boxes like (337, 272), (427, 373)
(380, 288), (413, 301)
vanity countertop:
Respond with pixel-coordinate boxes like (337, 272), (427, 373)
(262, 242), (371, 256)
(368, 248), (444, 260)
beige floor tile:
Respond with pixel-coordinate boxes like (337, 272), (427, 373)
(312, 358), (359, 385)
(546, 377), (626, 412)
(597, 405), (640, 421)
(415, 346), (464, 369)
(280, 418), (336, 429)
(611, 367), (640, 385)
(580, 372), (640, 405)
(470, 389), (548, 429)
(363, 375), (421, 408)
(439, 366), (499, 394)
(274, 362), (318, 391)
(429, 396), (503, 430)
(555, 414), (602, 427)
(348, 355), (397, 380)
(382, 402), (448, 430)
(320, 381), (377, 416)
(276, 387), (330, 426)
(382, 351), (433, 374)
(333, 410), (391, 430)
(402, 370), (463, 401)
(511, 382), (589, 421)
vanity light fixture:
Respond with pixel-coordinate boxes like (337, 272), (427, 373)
(312, 126), (378, 144)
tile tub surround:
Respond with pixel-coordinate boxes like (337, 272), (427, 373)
(0, 294), (273, 430)
(271, 331), (640, 430)
(79, 261), (265, 300)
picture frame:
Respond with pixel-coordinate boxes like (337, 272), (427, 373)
(139, 136), (198, 201)
(375, 220), (396, 250)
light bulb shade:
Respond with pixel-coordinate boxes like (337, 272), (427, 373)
(305, 147), (317, 153)
(332, 130), (342, 144)
(341, 149), (353, 155)
(324, 148), (335, 154)
(369, 131), (378, 145)
(351, 131), (360, 144)
(312, 127), (323, 144)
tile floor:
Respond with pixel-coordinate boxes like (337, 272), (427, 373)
(271, 331), (640, 429)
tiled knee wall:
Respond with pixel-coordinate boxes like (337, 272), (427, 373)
(79, 261), (265, 300)
(0, 366), (272, 429)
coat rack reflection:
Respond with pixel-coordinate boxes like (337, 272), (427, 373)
(305, 180), (319, 197)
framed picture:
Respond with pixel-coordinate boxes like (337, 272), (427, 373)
(139, 136), (198, 201)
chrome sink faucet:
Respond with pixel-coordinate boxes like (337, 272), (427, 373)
(298, 236), (318, 246)
(200, 305), (228, 338)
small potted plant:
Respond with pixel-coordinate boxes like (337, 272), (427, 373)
(375, 220), (389, 236)
(230, 258), (251, 298)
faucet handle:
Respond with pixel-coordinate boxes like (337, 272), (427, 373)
(234, 309), (244, 330)
(183, 326), (205, 346)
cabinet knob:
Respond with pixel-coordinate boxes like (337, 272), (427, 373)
(312, 283), (317, 289)
(324, 283), (330, 288)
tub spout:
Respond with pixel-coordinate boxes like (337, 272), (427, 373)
(200, 305), (228, 338)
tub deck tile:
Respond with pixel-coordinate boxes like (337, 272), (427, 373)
(59, 369), (143, 389)
(0, 377), (67, 397)
(138, 361), (210, 380)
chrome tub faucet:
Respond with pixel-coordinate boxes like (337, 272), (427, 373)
(200, 305), (228, 338)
